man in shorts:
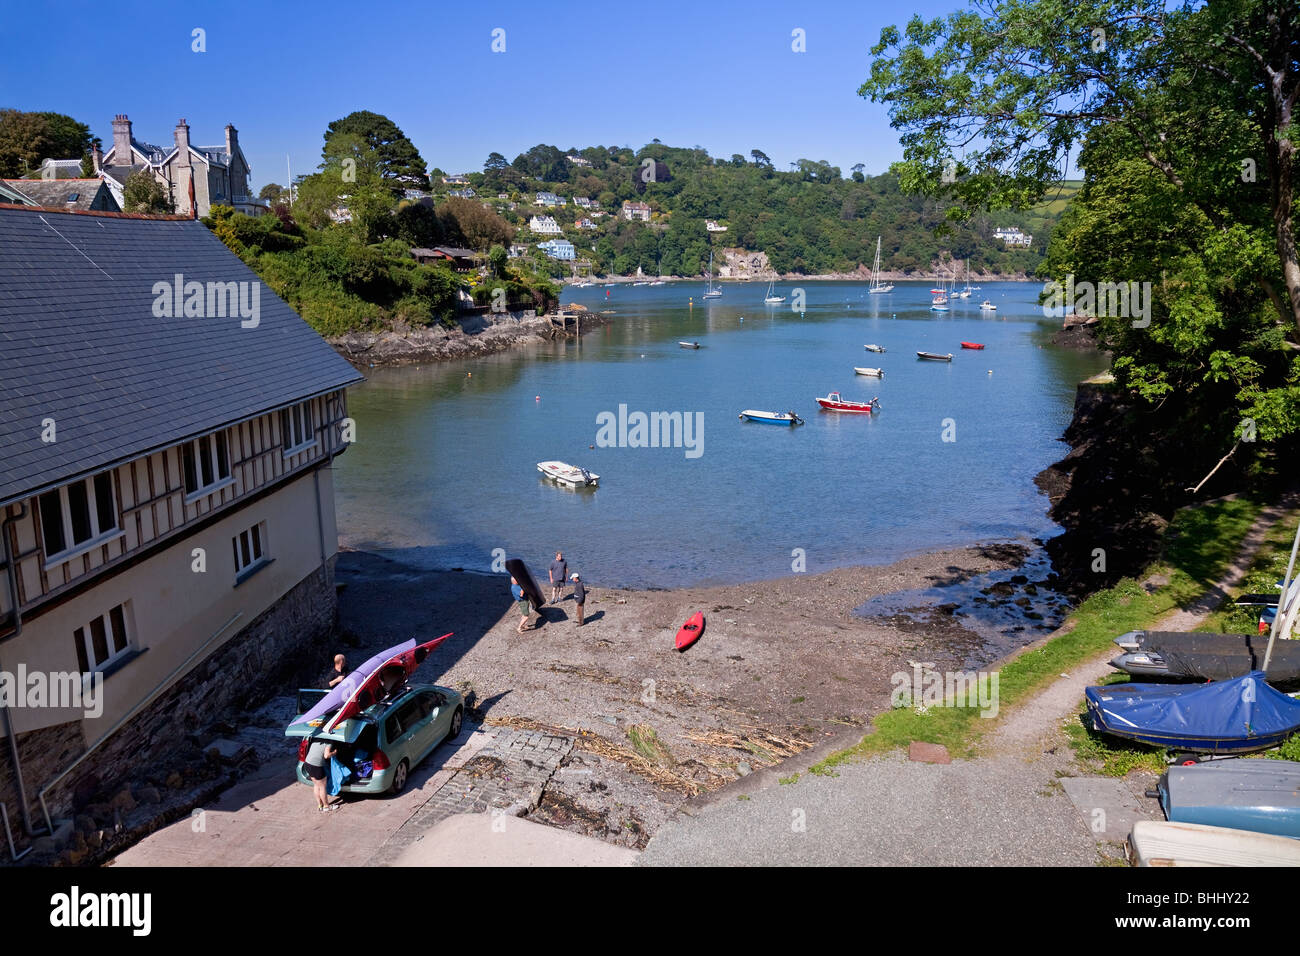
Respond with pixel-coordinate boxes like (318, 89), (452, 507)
(303, 738), (338, 811)
(511, 576), (533, 633)
(548, 552), (568, 604)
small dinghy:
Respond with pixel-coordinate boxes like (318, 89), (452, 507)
(863, 344), (886, 353)
(816, 392), (880, 413)
(1128, 820), (1300, 867)
(738, 409), (804, 426)
(916, 351), (953, 362)
(1085, 671), (1300, 755)
(854, 366), (884, 377)
(675, 612), (705, 651)
(1158, 758), (1300, 838)
(678, 341), (701, 349)
(537, 460), (600, 489)
(960, 342), (985, 350)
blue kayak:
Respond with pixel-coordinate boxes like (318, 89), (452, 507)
(1085, 671), (1300, 755)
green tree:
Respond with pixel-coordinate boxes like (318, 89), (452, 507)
(123, 170), (172, 213)
(0, 109), (93, 176)
(322, 111), (428, 190)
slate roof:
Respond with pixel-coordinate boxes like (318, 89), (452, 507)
(0, 205), (364, 508)
(2, 179), (115, 211)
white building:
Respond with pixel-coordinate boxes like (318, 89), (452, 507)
(994, 227), (1033, 247)
(622, 201), (651, 222)
(529, 215), (562, 235)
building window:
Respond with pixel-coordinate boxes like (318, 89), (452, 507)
(232, 520), (268, 578)
(182, 431), (231, 497)
(39, 471), (119, 562)
(281, 402), (315, 454)
(74, 602), (131, 673)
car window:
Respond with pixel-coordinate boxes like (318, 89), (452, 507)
(384, 713), (402, 742)
(392, 698), (424, 734)
(420, 691), (442, 712)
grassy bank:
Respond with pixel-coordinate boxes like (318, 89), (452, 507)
(809, 497), (1267, 775)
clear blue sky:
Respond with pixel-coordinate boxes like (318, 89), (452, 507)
(2, 0), (967, 191)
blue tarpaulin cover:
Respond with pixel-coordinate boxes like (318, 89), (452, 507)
(1086, 671), (1300, 753)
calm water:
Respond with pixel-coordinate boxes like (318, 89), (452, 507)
(334, 281), (1108, 588)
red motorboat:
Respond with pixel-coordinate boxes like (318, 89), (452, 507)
(816, 392), (881, 413)
(960, 341), (985, 350)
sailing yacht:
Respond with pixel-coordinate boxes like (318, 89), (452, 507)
(764, 279), (786, 304)
(958, 259), (973, 298)
(702, 251), (723, 298)
(868, 237), (894, 293)
(930, 266), (950, 312)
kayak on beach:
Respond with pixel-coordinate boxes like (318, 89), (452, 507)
(676, 612), (705, 651)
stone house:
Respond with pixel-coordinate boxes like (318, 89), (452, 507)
(96, 114), (268, 218)
(2, 178), (120, 212)
(0, 204), (362, 847)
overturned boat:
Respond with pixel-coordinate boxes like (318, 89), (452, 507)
(1085, 671), (1300, 755)
(1128, 820), (1300, 866)
(1157, 758), (1300, 839)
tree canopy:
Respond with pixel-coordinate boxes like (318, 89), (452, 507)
(322, 110), (429, 190)
(0, 108), (94, 177)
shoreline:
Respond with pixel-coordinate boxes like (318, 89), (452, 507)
(332, 536), (1070, 846)
(566, 273), (1040, 285)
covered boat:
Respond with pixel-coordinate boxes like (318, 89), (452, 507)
(537, 460), (600, 488)
(815, 392), (880, 413)
(1108, 630), (1300, 689)
(738, 409), (804, 426)
(1158, 758), (1300, 839)
(1085, 672), (1300, 755)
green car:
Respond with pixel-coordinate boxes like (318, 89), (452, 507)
(286, 683), (464, 795)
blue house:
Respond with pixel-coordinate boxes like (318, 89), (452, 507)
(538, 239), (575, 260)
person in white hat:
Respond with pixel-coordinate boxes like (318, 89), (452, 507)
(571, 573), (586, 626)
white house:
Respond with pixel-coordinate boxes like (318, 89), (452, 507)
(538, 239), (575, 260)
(529, 215), (562, 235)
(622, 201), (651, 222)
(994, 227), (1033, 247)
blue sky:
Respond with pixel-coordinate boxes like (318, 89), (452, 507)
(2, 0), (967, 190)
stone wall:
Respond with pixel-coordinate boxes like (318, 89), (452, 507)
(0, 558), (337, 846)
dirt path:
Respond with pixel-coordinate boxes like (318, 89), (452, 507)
(641, 500), (1298, 865)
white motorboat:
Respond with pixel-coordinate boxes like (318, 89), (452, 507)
(979, 300), (997, 311)
(537, 461), (600, 489)
(1128, 820), (1300, 867)
(854, 367), (884, 377)
(863, 344), (886, 353)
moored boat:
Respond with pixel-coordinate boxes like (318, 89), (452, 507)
(854, 366), (884, 377)
(816, 392), (880, 413)
(916, 351), (953, 362)
(537, 460), (600, 489)
(678, 341), (701, 349)
(863, 343), (886, 353)
(738, 409), (804, 426)
(960, 341), (985, 350)
(979, 300), (997, 311)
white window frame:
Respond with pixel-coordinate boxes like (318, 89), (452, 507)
(281, 402), (317, 457)
(74, 601), (132, 675)
(182, 430), (234, 502)
(40, 472), (123, 569)
(232, 520), (269, 580)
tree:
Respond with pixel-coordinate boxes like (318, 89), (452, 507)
(750, 149), (772, 168)
(322, 111), (428, 190)
(123, 171), (172, 214)
(0, 109), (93, 177)
(488, 244), (508, 278)
(437, 197), (513, 251)
(259, 183), (285, 204)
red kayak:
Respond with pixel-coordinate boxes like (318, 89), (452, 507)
(675, 612), (705, 651)
(960, 342), (985, 350)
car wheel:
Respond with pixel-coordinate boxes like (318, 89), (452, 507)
(448, 706), (463, 741)
(391, 759), (409, 794)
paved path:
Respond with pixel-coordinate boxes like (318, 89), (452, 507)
(386, 813), (636, 867)
(641, 501), (1296, 867)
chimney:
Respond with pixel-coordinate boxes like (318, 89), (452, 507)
(174, 118), (191, 158)
(91, 143), (102, 174)
(225, 123), (238, 157)
(111, 114), (132, 164)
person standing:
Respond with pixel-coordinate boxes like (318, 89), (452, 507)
(325, 654), (351, 689)
(548, 551), (568, 604)
(511, 575), (532, 633)
(303, 738), (338, 811)
(571, 572), (586, 626)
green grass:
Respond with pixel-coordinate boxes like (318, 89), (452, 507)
(807, 497), (1265, 776)
(1195, 508), (1298, 635)
(626, 724), (675, 768)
